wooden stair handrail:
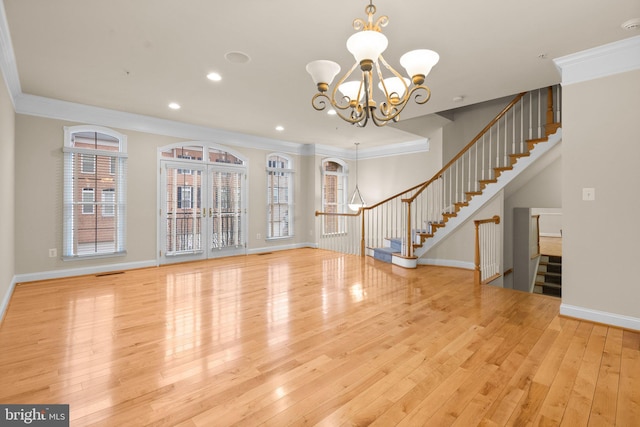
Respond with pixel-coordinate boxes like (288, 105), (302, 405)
(405, 92), (527, 204)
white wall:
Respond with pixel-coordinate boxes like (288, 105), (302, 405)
(561, 67), (640, 326)
(0, 71), (15, 321)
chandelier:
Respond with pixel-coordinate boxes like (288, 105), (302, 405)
(306, 0), (439, 127)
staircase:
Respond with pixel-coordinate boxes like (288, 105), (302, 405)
(363, 86), (563, 267)
(316, 86), (563, 270)
(535, 254), (562, 297)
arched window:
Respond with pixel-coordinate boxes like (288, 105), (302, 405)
(63, 126), (127, 258)
(321, 158), (348, 234)
(266, 154), (294, 239)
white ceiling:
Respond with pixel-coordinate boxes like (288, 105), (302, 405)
(3, 0), (639, 149)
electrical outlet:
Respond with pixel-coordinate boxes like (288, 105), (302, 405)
(49, 248), (57, 258)
(256, 233), (261, 240)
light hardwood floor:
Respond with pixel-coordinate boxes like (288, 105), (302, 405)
(0, 248), (638, 426)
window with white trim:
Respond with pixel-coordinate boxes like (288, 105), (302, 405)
(63, 126), (127, 258)
(321, 158), (348, 235)
(266, 154), (294, 239)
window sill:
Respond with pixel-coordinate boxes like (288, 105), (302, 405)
(266, 236), (294, 241)
(63, 251), (127, 261)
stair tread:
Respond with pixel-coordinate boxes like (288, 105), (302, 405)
(526, 137), (549, 143)
(538, 271), (562, 277)
(536, 281), (562, 289)
(374, 247), (399, 254)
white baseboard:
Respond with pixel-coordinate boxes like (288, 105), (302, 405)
(540, 233), (562, 237)
(0, 276), (18, 324)
(14, 260), (157, 284)
(418, 258), (475, 270)
(247, 242), (316, 255)
(560, 303), (640, 331)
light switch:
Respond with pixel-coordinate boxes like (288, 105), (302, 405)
(582, 188), (595, 201)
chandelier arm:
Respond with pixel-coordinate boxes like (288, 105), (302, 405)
(311, 93), (331, 111)
(378, 55), (410, 105)
(330, 62), (360, 110)
(409, 84), (433, 105)
(373, 15), (389, 30)
(371, 84), (431, 124)
(328, 102), (368, 125)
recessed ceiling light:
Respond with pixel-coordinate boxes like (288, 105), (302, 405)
(207, 72), (222, 81)
(225, 51), (251, 64)
(168, 102), (181, 110)
(275, 125), (284, 131)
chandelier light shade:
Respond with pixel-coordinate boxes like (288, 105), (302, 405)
(348, 143), (366, 212)
(306, 0), (439, 127)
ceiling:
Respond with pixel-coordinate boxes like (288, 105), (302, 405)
(3, 0), (639, 149)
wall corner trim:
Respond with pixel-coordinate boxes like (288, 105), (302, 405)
(560, 303), (640, 331)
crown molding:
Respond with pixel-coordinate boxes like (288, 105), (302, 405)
(313, 138), (429, 160)
(554, 35), (640, 85)
(15, 93), (308, 155)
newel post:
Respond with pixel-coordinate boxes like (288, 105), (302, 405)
(545, 86), (561, 136)
(406, 202), (413, 258)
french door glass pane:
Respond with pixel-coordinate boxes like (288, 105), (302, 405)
(165, 166), (203, 254)
(211, 171), (243, 250)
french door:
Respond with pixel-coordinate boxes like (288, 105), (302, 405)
(160, 161), (246, 264)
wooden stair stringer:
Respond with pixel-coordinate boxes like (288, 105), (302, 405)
(409, 129), (562, 263)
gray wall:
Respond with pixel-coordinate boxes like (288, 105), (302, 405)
(11, 113), (438, 279)
(442, 96), (513, 163)
(503, 156), (562, 288)
(0, 73), (15, 320)
(562, 68), (640, 320)
(12, 114), (319, 276)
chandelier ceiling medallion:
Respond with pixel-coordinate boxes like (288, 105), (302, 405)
(306, 0), (439, 127)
